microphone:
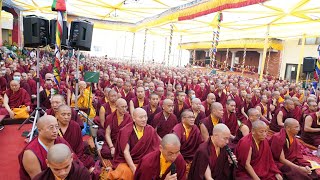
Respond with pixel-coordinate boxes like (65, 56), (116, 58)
(170, 163), (176, 175)
(226, 145), (238, 168)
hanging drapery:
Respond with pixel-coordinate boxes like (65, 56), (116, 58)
(241, 47), (247, 74)
(193, 49), (196, 65)
(130, 32), (135, 63)
(142, 29), (148, 64)
(51, 0), (66, 95)
(167, 24), (174, 66)
(210, 12), (223, 68)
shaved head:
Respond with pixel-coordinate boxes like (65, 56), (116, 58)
(161, 133), (181, 148)
(212, 123), (230, 135)
(284, 118), (299, 128)
(211, 123), (231, 148)
(252, 120), (267, 131)
(57, 104), (71, 112)
(163, 99), (173, 106)
(192, 98), (201, 104)
(116, 98), (127, 106)
(47, 144), (72, 164)
(211, 102), (223, 111)
(37, 115), (57, 129)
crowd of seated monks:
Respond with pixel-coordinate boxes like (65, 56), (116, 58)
(0, 50), (320, 179)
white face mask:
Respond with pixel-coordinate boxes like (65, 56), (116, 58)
(191, 95), (196, 99)
(13, 76), (21, 81)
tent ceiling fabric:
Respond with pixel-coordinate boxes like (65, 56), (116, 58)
(3, 0), (320, 42)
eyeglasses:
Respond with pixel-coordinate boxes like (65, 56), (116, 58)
(184, 116), (195, 119)
(46, 79), (53, 82)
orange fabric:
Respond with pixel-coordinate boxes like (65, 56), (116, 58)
(211, 115), (219, 126)
(107, 163), (136, 180)
(138, 100), (144, 107)
(183, 124), (191, 139)
(160, 153), (171, 178)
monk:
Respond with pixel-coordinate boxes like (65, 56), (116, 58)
(251, 88), (261, 107)
(172, 110), (203, 163)
(134, 134), (186, 180)
(56, 105), (95, 170)
(189, 98), (206, 126)
(174, 91), (190, 121)
(255, 94), (271, 123)
(239, 93), (254, 122)
(0, 80), (31, 119)
(151, 99), (178, 138)
(235, 121), (282, 180)
(228, 86), (242, 114)
(46, 94), (83, 128)
(98, 89), (118, 130)
(302, 100), (318, 120)
(142, 93), (162, 125)
(33, 144), (90, 180)
(78, 81), (96, 118)
(200, 102), (224, 141)
(185, 90), (195, 107)
(39, 74), (54, 110)
(101, 98), (133, 159)
(107, 108), (160, 179)
(188, 124), (235, 180)
(270, 99), (294, 132)
(301, 111), (320, 146)
(129, 86), (149, 115)
(291, 97), (303, 126)
(202, 93), (216, 117)
(18, 115), (73, 180)
(270, 118), (318, 180)
(96, 87), (111, 116)
(120, 81), (135, 104)
(243, 108), (261, 131)
(214, 84), (227, 107)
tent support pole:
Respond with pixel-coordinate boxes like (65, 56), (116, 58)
(296, 34), (305, 83)
(259, 24), (270, 81)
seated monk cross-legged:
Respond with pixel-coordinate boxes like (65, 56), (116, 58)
(270, 118), (319, 180)
(134, 134), (187, 180)
(172, 110), (203, 166)
(33, 144), (90, 180)
(106, 108), (160, 180)
(101, 98), (132, 160)
(235, 120), (283, 180)
(188, 124), (236, 180)
(55, 105), (95, 171)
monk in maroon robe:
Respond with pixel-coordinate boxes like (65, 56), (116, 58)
(33, 144), (90, 180)
(46, 94), (83, 128)
(0, 80), (31, 118)
(251, 88), (261, 107)
(95, 87), (110, 116)
(98, 89), (118, 130)
(184, 90), (195, 107)
(135, 134), (186, 180)
(239, 93), (254, 122)
(228, 87), (242, 114)
(56, 105), (95, 169)
(302, 112), (320, 146)
(108, 108), (160, 179)
(200, 102), (224, 141)
(150, 99), (178, 138)
(270, 99), (294, 132)
(142, 93), (162, 125)
(120, 81), (135, 104)
(129, 86), (149, 115)
(174, 92), (190, 121)
(214, 84), (227, 107)
(291, 97), (303, 126)
(189, 98), (206, 126)
(101, 98), (132, 159)
(235, 121), (282, 180)
(172, 110), (203, 162)
(255, 94), (272, 123)
(302, 100), (318, 120)
(27, 73), (36, 95)
(188, 124), (234, 180)
(202, 93), (216, 117)
(223, 99), (239, 136)
(270, 118), (319, 180)
(18, 115), (74, 180)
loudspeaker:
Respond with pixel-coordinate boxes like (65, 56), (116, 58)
(303, 57), (316, 73)
(69, 20), (93, 51)
(50, 20), (68, 48)
(23, 15), (49, 47)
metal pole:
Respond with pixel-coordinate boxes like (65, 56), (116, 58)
(259, 24), (270, 81)
(163, 37), (167, 64)
(296, 34), (305, 83)
(167, 24), (174, 67)
(130, 32), (135, 63)
(75, 50), (80, 110)
(179, 35), (182, 67)
(142, 28), (148, 64)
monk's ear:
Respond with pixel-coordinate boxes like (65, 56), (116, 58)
(45, 159), (49, 167)
(159, 145), (163, 152)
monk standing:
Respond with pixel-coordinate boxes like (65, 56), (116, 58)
(134, 134), (187, 180)
(270, 99), (294, 132)
(235, 121), (282, 180)
(172, 110), (203, 163)
(33, 144), (90, 180)
(270, 118), (318, 179)
(188, 124), (235, 180)
(151, 99), (178, 138)
(107, 108), (160, 179)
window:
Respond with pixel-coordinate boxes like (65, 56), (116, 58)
(298, 37), (320, 45)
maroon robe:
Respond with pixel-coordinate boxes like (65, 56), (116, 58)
(235, 133), (281, 180)
(201, 116), (223, 136)
(18, 137), (72, 180)
(238, 101), (254, 122)
(46, 108), (84, 128)
(112, 122), (160, 168)
(193, 110), (206, 126)
(27, 79), (36, 95)
(134, 150), (186, 180)
(184, 97), (192, 107)
(20, 80), (32, 96)
(142, 104), (162, 125)
(131, 97), (149, 108)
(188, 139), (233, 180)
(172, 123), (203, 162)
(301, 113), (320, 146)
(228, 93), (242, 114)
(150, 112), (178, 138)
(270, 106), (292, 132)
(292, 105), (303, 127)
(33, 161), (90, 180)
(96, 97), (108, 116)
(6, 88), (31, 108)
(174, 101), (190, 121)
(196, 87), (208, 101)
(39, 89), (51, 110)
(120, 89), (135, 104)
(256, 102), (271, 121)
(214, 90), (227, 107)
(202, 100), (211, 117)
(59, 120), (95, 169)
(251, 96), (261, 107)
(101, 111), (132, 159)
(223, 109), (239, 136)
(99, 79), (110, 90)
(0, 76), (7, 92)
(270, 129), (318, 180)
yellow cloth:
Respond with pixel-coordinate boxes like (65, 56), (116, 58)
(45, 89), (50, 97)
(253, 137), (260, 151)
(278, 96), (284, 103)
(133, 125), (144, 140)
(211, 115), (219, 126)
(110, 105), (116, 113)
(138, 100), (144, 107)
(160, 153), (171, 177)
(77, 89), (96, 118)
(183, 124), (191, 139)
(12, 106), (29, 119)
(262, 104), (267, 117)
(106, 163), (135, 180)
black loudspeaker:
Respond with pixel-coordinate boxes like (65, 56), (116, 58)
(69, 20), (93, 51)
(23, 15), (49, 47)
(303, 57), (316, 73)
(50, 20), (68, 48)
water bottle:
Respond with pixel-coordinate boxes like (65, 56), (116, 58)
(317, 145), (320, 157)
